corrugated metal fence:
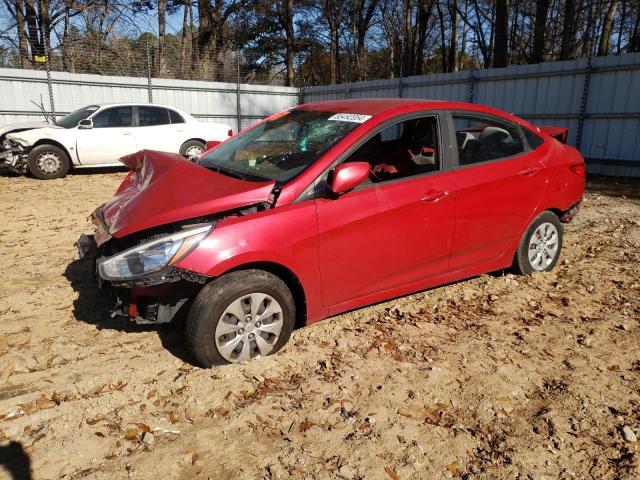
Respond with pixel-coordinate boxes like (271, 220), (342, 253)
(0, 68), (299, 133)
(302, 53), (640, 177)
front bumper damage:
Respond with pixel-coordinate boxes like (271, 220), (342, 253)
(76, 233), (211, 325)
(0, 140), (28, 174)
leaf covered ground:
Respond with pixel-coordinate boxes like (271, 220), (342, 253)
(0, 172), (638, 479)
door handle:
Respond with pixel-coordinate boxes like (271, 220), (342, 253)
(420, 189), (448, 203)
(122, 132), (132, 136)
(518, 167), (540, 176)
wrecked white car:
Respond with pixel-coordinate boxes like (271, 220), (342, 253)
(0, 103), (232, 179)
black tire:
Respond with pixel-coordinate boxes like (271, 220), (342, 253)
(179, 140), (206, 162)
(27, 144), (70, 180)
(513, 211), (564, 275)
(185, 270), (296, 367)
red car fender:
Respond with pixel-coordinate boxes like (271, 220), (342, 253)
(175, 201), (328, 323)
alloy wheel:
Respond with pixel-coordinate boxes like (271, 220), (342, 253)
(214, 293), (284, 363)
(528, 222), (559, 271)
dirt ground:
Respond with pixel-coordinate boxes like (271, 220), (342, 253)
(0, 171), (638, 480)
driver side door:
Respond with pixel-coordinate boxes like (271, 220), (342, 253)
(315, 113), (456, 313)
(76, 106), (136, 165)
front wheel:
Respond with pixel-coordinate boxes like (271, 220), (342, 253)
(513, 211), (564, 275)
(179, 140), (206, 162)
(27, 144), (70, 179)
(185, 270), (296, 367)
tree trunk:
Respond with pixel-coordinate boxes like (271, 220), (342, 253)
(284, 0), (295, 87)
(597, 1), (619, 56)
(493, 0), (508, 67)
(179, 0), (189, 78)
(15, 0), (29, 67)
(448, 0), (459, 72)
(436, 1), (447, 72)
(630, 6), (640, 52)
(559, 0), (576, 60)
(531, 0), (550, 63)
(157, 0), (166, 77)
(581, 0), (596, 57)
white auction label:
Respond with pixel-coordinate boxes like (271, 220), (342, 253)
(327, 113), (372, 123)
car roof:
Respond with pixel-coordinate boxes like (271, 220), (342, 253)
(295, 98), (519, 122)
(91, 103), (182, 110)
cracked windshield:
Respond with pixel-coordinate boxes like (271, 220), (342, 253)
(199, 110), (366, 182)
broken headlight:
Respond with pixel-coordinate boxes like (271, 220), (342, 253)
(98, 225), (212, 281)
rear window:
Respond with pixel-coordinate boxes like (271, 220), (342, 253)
(138, 107), (170, 127)
(523, 127), (544, 150)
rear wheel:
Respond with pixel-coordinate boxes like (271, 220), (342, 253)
(179, 140), (206, 162)
(27, 144), (70, 179)
(513, 211), (563, 274)
(185, 270), (295, 367)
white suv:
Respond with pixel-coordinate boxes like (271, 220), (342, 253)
(0, 103), (232, 179)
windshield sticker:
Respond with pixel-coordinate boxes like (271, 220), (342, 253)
(328, 113), (372, 123)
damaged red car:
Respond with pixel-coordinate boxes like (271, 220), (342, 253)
(78, 99), (585, 367)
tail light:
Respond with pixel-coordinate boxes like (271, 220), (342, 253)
(570, 163), (586, 177)
(227, 129), (233, 137)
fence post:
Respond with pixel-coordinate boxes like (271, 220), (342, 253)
(236, 49), (242, 132)
(575, 57), (592, 151)
(146, 40), (153, 103)
(45, 53), (56, 121)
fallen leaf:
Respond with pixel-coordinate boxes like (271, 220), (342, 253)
(124, 428), (139, 441)
(135, 423), (151, 433)
(191, 453), (199, 465)
(299, 419), (313, 432)
(147, 389), (157, 399)
(35, 394), (57, 410)
(384, 467), (400, 480)
(447, 461), (462, 478)
(0, 362), (15, 382)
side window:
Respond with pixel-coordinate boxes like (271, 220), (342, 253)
(169, 109), (185, 124)
(92, 107), (133, 128)
(453, 114), (525, 166)
(138, 106), (170, 127)
(523, 127), (544, 150)
(347, 116), (440, 184)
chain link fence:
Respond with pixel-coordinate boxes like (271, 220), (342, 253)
(0, 33), (293, 85)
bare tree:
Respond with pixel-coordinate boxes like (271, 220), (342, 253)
(494, 0), (509, 67)
(597, 1), (619, 56)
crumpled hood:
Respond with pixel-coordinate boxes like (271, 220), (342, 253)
(98, 150), (276, 241)
(0, 121), (54, 138)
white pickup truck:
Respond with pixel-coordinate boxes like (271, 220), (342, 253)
(0, 103), (232, 179)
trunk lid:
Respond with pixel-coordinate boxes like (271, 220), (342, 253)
(100, 150), (275, 240)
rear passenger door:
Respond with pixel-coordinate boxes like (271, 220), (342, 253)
(448, 112), (547, 270)
(134, 106), (183, 153)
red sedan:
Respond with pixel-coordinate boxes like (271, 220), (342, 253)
(78, 99), (585, 367)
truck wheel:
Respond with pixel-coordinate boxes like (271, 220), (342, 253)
(513, 211), (564, 274)
(179, 140), (206, 162)
(185, 270), (296, 367)
(27, 144), (70, 179)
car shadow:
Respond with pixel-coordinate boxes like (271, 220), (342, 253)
(0, 441), (32, 480)
(63, 257), (194, 365)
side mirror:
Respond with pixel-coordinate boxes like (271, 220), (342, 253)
(78, 119), (93, 129)
(329, 162), (370, 195)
